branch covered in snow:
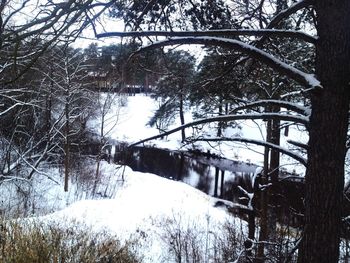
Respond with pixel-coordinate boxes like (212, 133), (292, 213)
(97, 29), (316, 44)
(287, 140), (308, 150)
(214, 197), (253, 213)
(280, 87), (318, 99)
(267, 0), (314, 30)
(132, 37), (321, 89)
(129, 112), (308, 147)
(194, 137), (307, 166)
(0, 175), (30, 184)
(230, 99), (310, 116)
(238, 186), (254, 210)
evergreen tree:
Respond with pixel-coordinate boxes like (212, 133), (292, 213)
(149, 50), (195, 142)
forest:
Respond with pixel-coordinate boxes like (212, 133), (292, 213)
(0, 0), (349, 262)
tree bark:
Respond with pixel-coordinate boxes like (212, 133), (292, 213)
(64, 99), (70, 192)
(179, 81), (186, 142)
(298, 1), (350, 262)
(217, 98), (223, 137)
(267, 105), (280, 258)
(257, 118), (272, 262)
(220, 170), (225, 198)
(214, 167), (219, 197)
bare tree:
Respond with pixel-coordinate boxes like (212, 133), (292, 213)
(43, 44), (96, 191)
(0, 0), (108, 181)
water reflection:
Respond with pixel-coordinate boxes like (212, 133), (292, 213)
(116, 146), (257, 201)
(115, 145), (306, 228)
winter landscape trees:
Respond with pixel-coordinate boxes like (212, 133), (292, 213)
(96, 0), (350, 262)
(0, 0), (349, 262)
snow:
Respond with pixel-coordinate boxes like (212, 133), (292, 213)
(88, 93), (184, 149)
(4, 93), (311, 261)
(97, 29), (317, 44)
(142, 36), (321, 89)
(38, 163), (245, 262)
(87, 93), (308, 175)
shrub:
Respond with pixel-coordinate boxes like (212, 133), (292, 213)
(158, 213), (247, 263)
(0, 219), (141, 263)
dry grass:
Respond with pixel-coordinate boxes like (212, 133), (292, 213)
(0, 219), (141, 263)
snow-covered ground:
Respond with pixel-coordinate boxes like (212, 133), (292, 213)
(42, 93), (306, 261)
(1, 93), (311, 262)
(40, 162), (246, 262)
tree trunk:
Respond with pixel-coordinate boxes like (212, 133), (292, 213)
(257, 118), (271, 262)
(298, 1), (350, 262)
(95, 99), (105, 194)
(267, 105), (280, 250)
(145, 73), (149, 95)
(217, 98), (223, 137)
(214, 167), (219, 197)
(220, 170), (225, 198)
(179, 81), (186, 142)
(64, 100), (70, 192)
(45, 63), (53, 134)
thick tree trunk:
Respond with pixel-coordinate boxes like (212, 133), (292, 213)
(298, 1), (350, 262)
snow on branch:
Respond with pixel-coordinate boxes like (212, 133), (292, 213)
(195, 137), (307, 166)
(0, 175), (30, 184)
(280, 87), (317, 99)
(96, 29), (317, 44)
(0, 103), (27, 116)
(129, 112), (308, 147)
(287, 140), (308, 150)
(230, 99), (311, 116)
(132, 36), (321, 89)
(214, 198), (254, 213)
(267, 0), (313, 29)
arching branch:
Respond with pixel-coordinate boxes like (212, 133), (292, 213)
(194, 137), (307, 166)
(96, 29), (317, 44)
(267, 0), (314, 29)
(129, 113), (308, 147)
(131, 37), (321, 89)
(230, 99), (311, 116)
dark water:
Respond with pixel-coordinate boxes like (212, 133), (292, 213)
(115, 146), (256, 200)
(110, 145), (305, 226)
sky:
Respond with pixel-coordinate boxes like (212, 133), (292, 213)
(73, 6), (205, 62)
